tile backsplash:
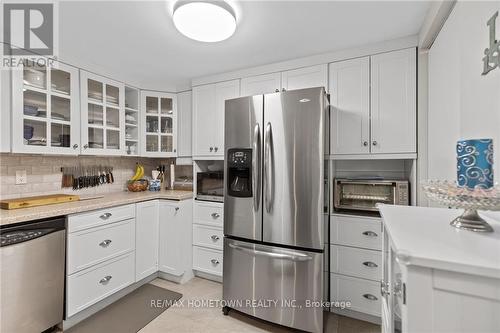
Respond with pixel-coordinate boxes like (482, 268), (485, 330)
(0, 154), (192, 200)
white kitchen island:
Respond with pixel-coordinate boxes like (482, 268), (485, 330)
(378, 205), (500, 333)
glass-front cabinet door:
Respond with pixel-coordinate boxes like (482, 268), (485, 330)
(80, 71), (125, 155)
(12, 59), (80, 154)
(140, 91), (177, 157)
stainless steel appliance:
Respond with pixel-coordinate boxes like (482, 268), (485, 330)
(0, 217), (65, 333)
(334, 178), (409, 213)
(196, 171), (224, 202)
(223, 87), (328, 333)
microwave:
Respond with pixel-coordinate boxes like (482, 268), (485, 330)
(196, 171), (224, 202)
(334, 179), (409, 212)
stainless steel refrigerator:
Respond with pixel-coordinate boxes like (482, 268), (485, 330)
(223, 87), (329, 333)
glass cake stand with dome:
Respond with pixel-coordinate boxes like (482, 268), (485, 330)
(422, 180), (500, 232)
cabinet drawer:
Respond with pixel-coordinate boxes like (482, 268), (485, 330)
(67, 218), (135, 274)
(194, 202), (223, 226)
(68, 204), (136, 233)
(330, 214), (381, 250)
(66, 252), (135, 317)
(193, 246), (223, 276)
(330, 245), (381, 281)
(193, 224), (223, 250)
(330, 273), (381, 317)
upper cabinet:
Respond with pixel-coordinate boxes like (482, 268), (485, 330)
(12, 59), (80, 154)
(281, 64), (328, 91)
(1, 68), (11, 152)
(240, 72), (281, 96)
(80, 71), (125, 155)
(370, 48), (416, 154)
(177, 90), (192, 158)
(330, 57), (370, 155)
(330, 48), (416, 157)
(141, 91), (177, 157)
(193, 79), (240, 158)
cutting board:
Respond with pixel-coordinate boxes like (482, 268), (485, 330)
(0, 194), (80, 210)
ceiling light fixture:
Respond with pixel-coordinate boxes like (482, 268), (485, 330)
(172, 1), (236, 43)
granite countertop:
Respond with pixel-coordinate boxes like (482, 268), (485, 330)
(0, 190), (193, 226)
(379, 204), (500, 279)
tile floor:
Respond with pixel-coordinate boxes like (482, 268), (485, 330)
(140, 277), (381, 333)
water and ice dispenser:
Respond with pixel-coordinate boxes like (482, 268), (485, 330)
(227, 148), (252, 197)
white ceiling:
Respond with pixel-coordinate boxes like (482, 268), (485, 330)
(59, 1), (431, 91)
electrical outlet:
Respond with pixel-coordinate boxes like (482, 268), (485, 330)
(15, 170), (27, 185)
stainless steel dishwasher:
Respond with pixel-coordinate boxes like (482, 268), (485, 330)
(1, 217), (66, 333)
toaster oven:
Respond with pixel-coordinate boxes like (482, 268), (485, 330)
(334, 179), (409, 212)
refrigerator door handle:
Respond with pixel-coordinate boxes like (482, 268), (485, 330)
(228, 243), (312, 262)
(264, 122), (273, 213)
(253, 123), (261, 211)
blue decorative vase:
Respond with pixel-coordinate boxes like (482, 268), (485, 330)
(457, 139), (494, 189)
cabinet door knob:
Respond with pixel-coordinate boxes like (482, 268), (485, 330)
(363, 261), (378, 268)
(214, 147), (218, 152)
(211, 259), (220, 265)
(380, 280), (391, 297)
(281, 88), (286, 92)
(211, 213), (220, 219)
(363, 294), (378, 301)
(99, 275), (112, 284)
(275, 89), (280, 93)
(175, 207), (179, 211)
(73, 144), (79, 149)
(83, 144), (89, 149)
(211, 235), (220, 241)
(99, 239), (112, 247)
(362, 231), (378, 237)
(209, 147), (213, 152)
(363, 141), (368, 147)
(372, 141), (378, 146)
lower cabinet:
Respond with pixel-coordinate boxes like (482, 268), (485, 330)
(158, 199), (193, 276)
(329, 213), (382, 321)
(192, 201), (224, 278)
(135, 200), (159, 281)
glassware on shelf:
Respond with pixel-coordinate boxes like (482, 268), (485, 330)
(106, 84), (119, 106)
(160, 97), (173, 115)
(161, 136), (173, 152)
(88, 79), (103, 102)
(51, 95), (71, 121)
(23, 62), (46, 89)
(88, 104), (103, 125)
(106, 107), (120, 128)
(51, 69), (70, 95)
(24, 90), (47, 117)
(146, 96), (158, 114)
(51, 123), (71, 147)
(161, 117), (172, 134)
(146, 116), (159, 133)
(88, 127), (104, 149)
(422, 180), (500, 232)
(146, 135), (158, 152)
(23, 119), (47, 146)
(106, 130), (120, 150)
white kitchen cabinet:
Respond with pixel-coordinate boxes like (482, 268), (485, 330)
(158, 199), (193, 277)
(1, 68), (11, 152)
(11, 59), (80, 154)
(135, 200), (159, 281)
(176, 90), (192, 158)
(141, 90), (177, 157)
(192, 79), (239, 158)
(240, 72), (281, 96)
(329, 57), (370, 155)
(371, 48), (416, 154)
(80, 71), (125, 155)
(281, 64), (328, 91)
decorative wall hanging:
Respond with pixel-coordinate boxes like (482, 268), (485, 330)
(482, 11), (499, 75)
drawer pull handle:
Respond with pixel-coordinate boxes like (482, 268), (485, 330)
(211, 235), (220, 241)
(363, 294), (378, 301)
(362, 231), (378, 237)
(99, 275), (112, 284)
(211, 259), (220, 265)
(363, 261), (378, 268)
(211, 213), (220, 219)
(100, 213), (112, 220)
(99, 239), (112, 247)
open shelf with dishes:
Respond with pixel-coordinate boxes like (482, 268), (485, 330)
(125, 86), (140, 155)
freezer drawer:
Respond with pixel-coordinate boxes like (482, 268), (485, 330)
(223, 238), (323, 333)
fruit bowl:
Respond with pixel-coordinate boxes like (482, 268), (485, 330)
(127, 179), (148, 192)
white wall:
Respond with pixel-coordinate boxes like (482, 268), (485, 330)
(428, 1), (500, 185)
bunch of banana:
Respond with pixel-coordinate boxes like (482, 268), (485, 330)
(130, 163), (145, 182)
